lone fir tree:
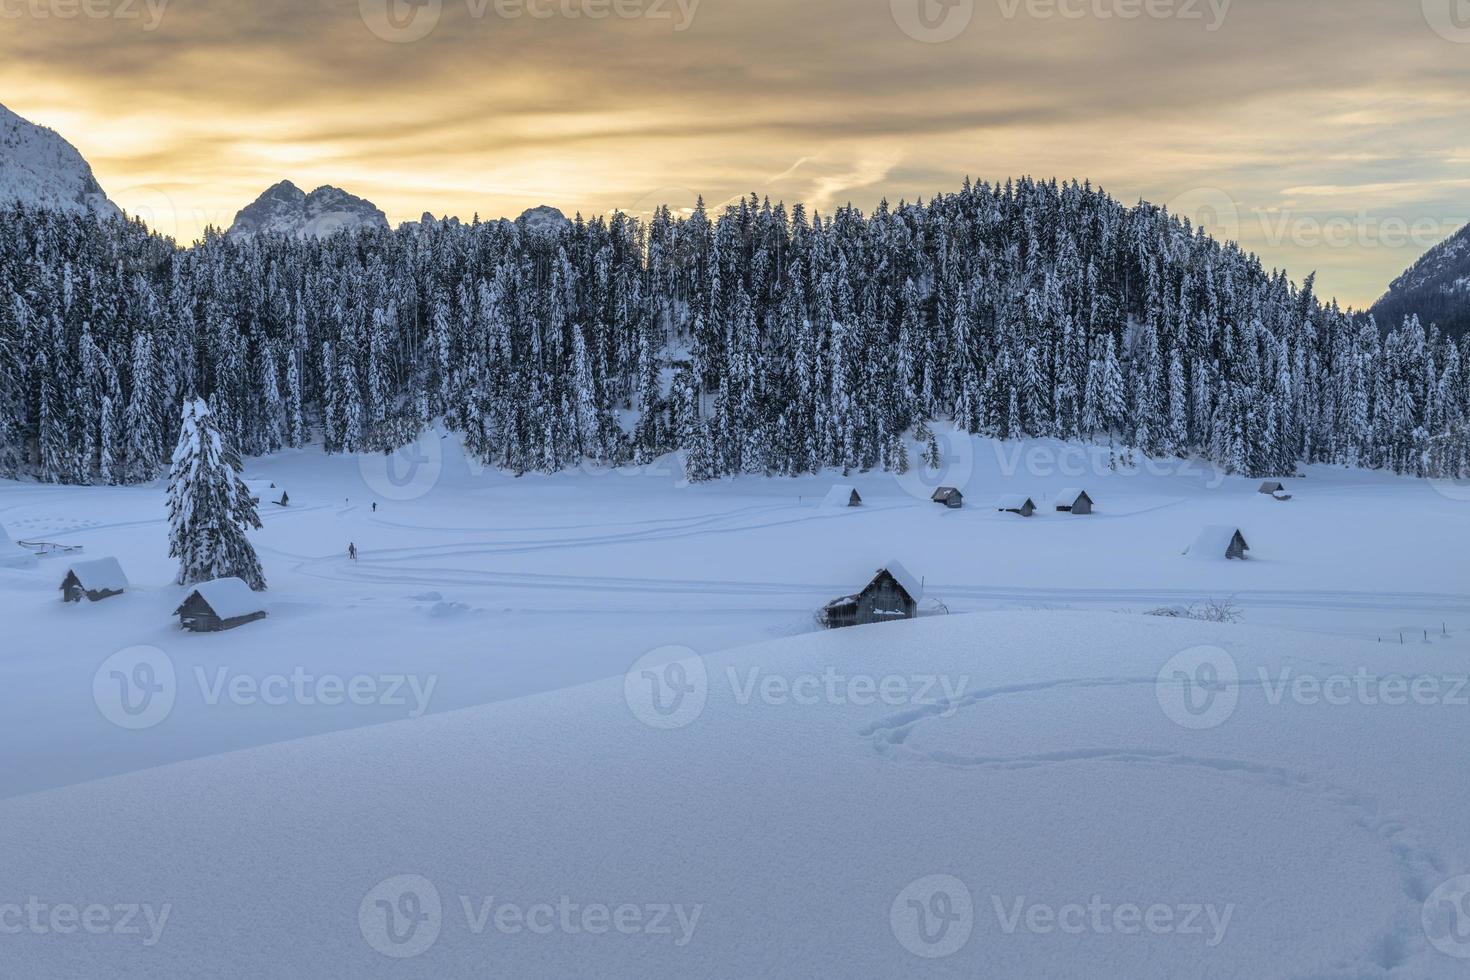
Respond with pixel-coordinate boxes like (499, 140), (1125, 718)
(167, 398), (267, 591)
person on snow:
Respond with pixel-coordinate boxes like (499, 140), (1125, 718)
(348, 543), (358, 561)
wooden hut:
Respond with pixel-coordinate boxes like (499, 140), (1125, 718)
(1054, 488), (1094, 514)
(1185, 526), (1250, 561)
(823, 561), (923, 629)
(246, 481), (290, 507)
(932, 487), (964, 509)
(60, 557), (128, 603)
(1258, 481), (1287, 496)
(997, 495), (1037, 518)
(175, 578), (268, 632)
(822, 485), (863, 508)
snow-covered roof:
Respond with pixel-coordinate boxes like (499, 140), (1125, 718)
(1055, 488), (1089, 506)
(180, 578), (266, 619)
(245, 481), (287, 504)
(997, 495), (1035, 510)
(821, 485), (859, 507)
(879, 560), (924, 603)
(1185, 525), (1248, 559)
(65, 557), (128, 593)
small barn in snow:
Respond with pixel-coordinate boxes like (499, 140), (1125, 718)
(60, 557), (128, 603)
(246, 481), (290, 507)
(176, 578), (268, 632)
(932, 487), (964, 509)
(997, 495), (1037, 518)
(1054, 488), (1094, 514)
(823, 561), (923, 629)
(1258, 481), (1287, 496)
(821, 485), (863, 508)
(1185, 526), (1250, 561)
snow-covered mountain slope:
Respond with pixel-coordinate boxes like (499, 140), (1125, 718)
(226, 180), (389, 239)
(3, 610), (1468, 977)
(0, 103), (120, 220)
(1371, 220), (1470, 337)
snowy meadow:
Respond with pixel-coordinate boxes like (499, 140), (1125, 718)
(2, 428), (1468, 976)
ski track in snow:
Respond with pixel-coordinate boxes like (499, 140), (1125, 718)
(862, 679), (1448, 977)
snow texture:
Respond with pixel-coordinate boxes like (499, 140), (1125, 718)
(0, 521), (35, 567)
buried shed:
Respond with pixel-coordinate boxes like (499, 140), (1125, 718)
(1185, 526), (1251, 561)
(176, 578), (268, 632)
(1054, 488), (1094, 514)
(997, 495), (1037, 518)
(60, 557), (129, 603)
(821, 485), (863, 508)
(246, 481), (290, 507)
(1258, 481), (1287, 496)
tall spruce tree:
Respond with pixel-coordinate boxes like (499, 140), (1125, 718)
(166, 398), (267, 591)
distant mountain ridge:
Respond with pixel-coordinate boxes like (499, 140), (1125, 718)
(226, 180), (390, 239)
(0, 103), (121, 220)
(1370, 220), (1470, 337)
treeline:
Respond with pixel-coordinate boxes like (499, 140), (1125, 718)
(1, 176), (1467, 485)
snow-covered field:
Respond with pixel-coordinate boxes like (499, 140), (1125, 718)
(2, 433), (1468, 977)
